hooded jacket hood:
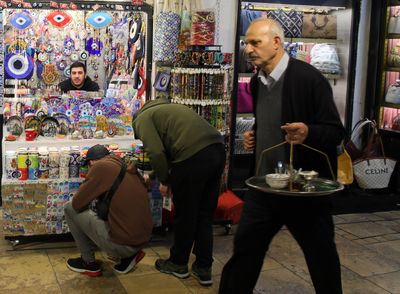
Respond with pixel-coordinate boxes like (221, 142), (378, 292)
(132, 98), (170, 126)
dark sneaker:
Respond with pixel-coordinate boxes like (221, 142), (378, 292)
(155, 258), (189, 278)
(114, 250), (146, 274)
(192, 263), (212, 286)
(66, 257), (102, 277)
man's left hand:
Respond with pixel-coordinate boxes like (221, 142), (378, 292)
(281, 122), (308, 145)
(159, 183), (171, 197)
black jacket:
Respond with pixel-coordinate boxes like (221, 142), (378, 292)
(250, 58), (345, 178)
(59, 76), (100, 93)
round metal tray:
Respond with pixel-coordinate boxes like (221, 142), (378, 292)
(246, 176), (344, 197)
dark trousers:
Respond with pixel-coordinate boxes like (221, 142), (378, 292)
(169, 143), (226, 268)
(219, 190), (342, 294)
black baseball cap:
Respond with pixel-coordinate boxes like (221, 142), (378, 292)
(81, 144), (110, 166)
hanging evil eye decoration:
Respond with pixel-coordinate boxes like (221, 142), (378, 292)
(86, 11), (113, 29)
(70, 53), (79, 62)
(46, 11), (72, 28)
(5, 53), (34, 80)
(37, 52), (48, 62)
(129, 18), (142, 44)
(10, 12), (33, 30)
(64, 36), (74, 49)
(79, 50), (89, 61)
(64, 66), (71, 78)
(85, 38), (103, 56)
(54, 53), (63, 62)
(63, 48), (72, 56)
(57, 60), (67, 71)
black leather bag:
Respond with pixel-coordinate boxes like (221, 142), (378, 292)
(95, 162), (127, 221)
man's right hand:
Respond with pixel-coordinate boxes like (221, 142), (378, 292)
(243, 130), (255, 151)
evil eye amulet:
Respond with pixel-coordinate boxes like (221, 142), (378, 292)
(63, 48), (72, 56)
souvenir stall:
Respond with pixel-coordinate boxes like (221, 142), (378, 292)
(0, 0), (154, 243)
(151, 0), (236, 189)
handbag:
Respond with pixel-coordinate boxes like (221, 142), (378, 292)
(345, 119), (382, 161)
(352, 126), (396, 189)
(302, 13), (337, 39)
(95, 162), (127, 221)
(266, 9), (303, 38)
(237, 80), (253, 113)
(337, 143), (353, 185)
(388, 15), (400, 34)
(387, 42), (400, 67)
(310, 43), (341, 75)
(153, 0), (181, 62)
(385, 82), (400, 104)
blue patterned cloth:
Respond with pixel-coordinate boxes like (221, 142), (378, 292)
(267, 10), (303, 38)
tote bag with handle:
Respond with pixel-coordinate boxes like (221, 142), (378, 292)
(153, 0), (181, 62)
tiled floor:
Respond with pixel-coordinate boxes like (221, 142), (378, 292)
(2, 211), (400, 293)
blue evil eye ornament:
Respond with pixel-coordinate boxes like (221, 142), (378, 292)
(86, 11), (113, 29)
(5, 53), (34, 79)
(85, 38), (103, 56)
(10, 12), (33, 30)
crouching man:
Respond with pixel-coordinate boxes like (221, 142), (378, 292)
(64, 144), (153, 277)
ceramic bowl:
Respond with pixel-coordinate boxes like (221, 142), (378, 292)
(265, 173), (290, 189)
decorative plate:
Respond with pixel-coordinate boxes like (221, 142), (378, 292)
(5, 116), (23, 136)
(24, 115), (41, 132)
(40, 116), (60, 137)
(95, 115), (108, 132)
(78, 115), (97, 131)
(53, 112), (72, 136)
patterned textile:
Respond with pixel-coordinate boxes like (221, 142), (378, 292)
(266, 10), (303, 38)
(240, 9), (262, 36)
(153, 11), (181, 62)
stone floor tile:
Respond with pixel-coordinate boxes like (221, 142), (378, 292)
(341, 267), (391, 294)
(367, 270), (400, 293)
(0, 284), (62, 294)
(353, 239), (370, 246)
(366, 239), (400, 260)
(254, 267), (314, 294)
(181, 274), (220, 294)
(383, 233), (400, 241)
(341, 233), (359, 240)
(339, 252), (400, 277)
(118, 272), (191, 294)
(261, 256), (282, 271)
(333, 215), (347, 224)
(0, 251), (58, 291)
(338, 214), (385, 223)
(337, 222), (395, 238)
(374, 220), (400, 233)
(373, 211), (400, 220)
(46, 248), (128, 294)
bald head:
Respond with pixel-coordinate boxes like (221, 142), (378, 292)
(244, 17), (286, 74)
(247, 18), (285, 42)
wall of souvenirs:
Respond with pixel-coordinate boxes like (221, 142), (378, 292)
(1, 1), (237, 238)
(0, 2), (155, 238)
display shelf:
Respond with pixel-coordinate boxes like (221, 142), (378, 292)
(2, 136), (141, 149)
(387, 33), (400, 39)
(1, 177), (84, 185)
(385, 66), (400, 72)
(382, 102), (400, 109)
(240, 36), (339, 44)
(238, 73), (254, 78)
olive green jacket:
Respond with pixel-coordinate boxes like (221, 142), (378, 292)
(132, 99), (223, 184)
